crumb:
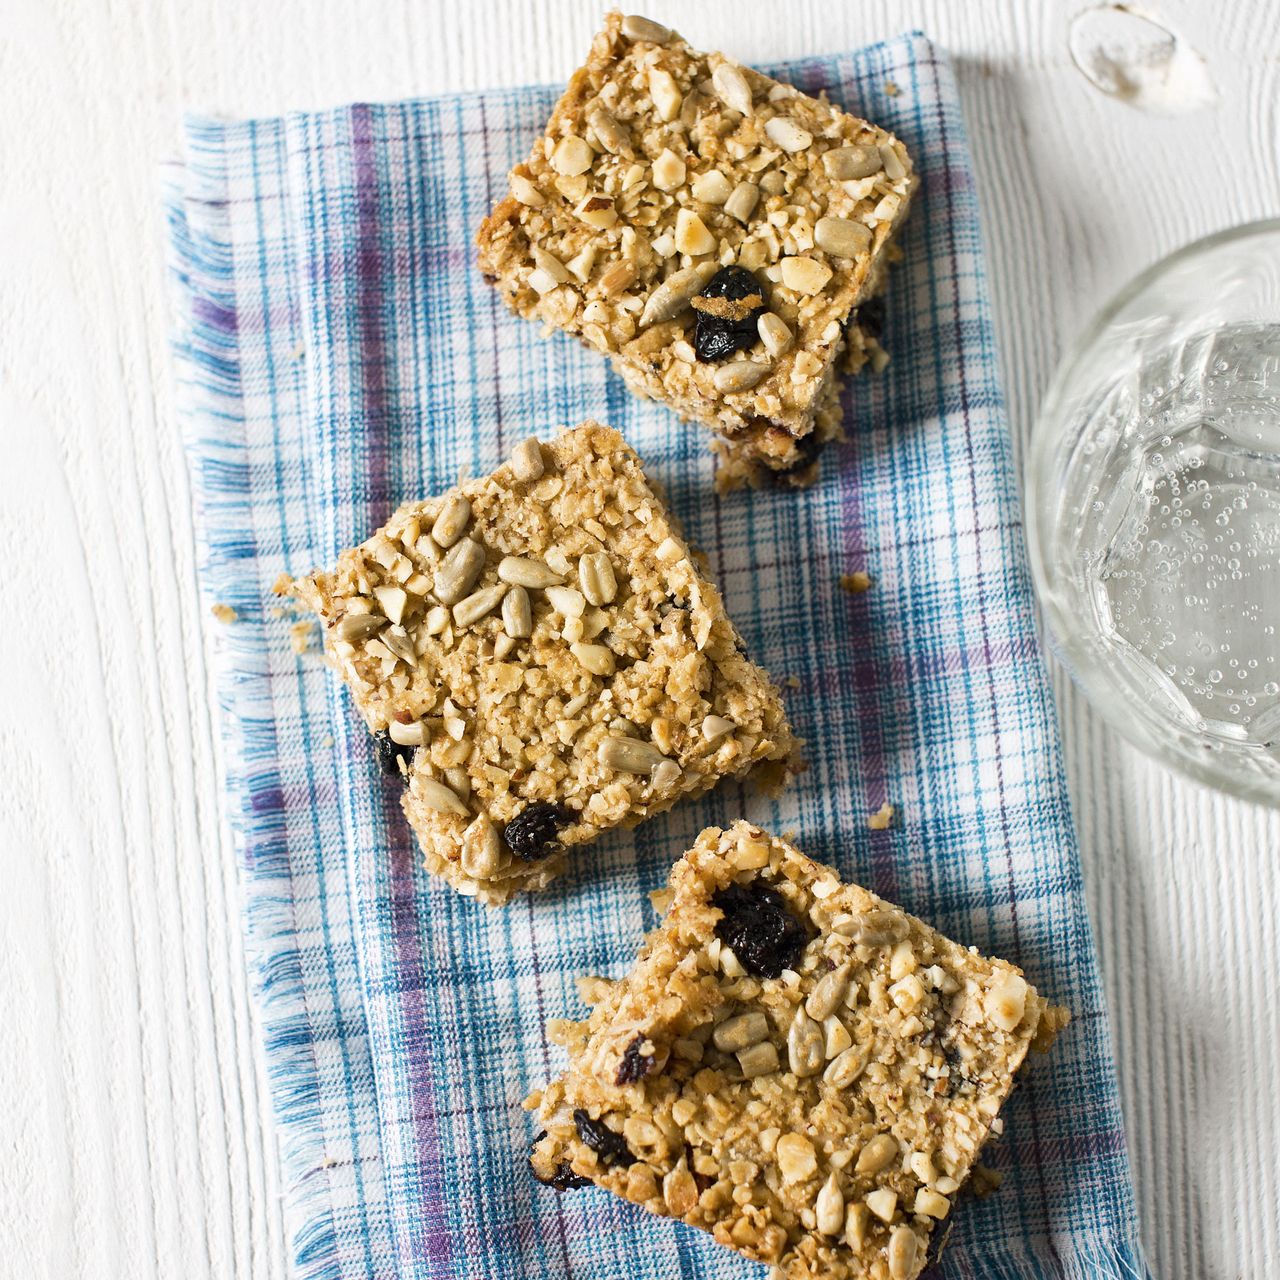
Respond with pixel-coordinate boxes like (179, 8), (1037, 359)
(840, 571), (873, 594)
(321, 733), (334, 748)
(885, 79), (900, 96)
(971, 1165), (1003, 1198)
(210, 603), (238, 624)
(289, 341), (306, 361)
(784, 675), (801, 689)
(272, 572), (293, 596)
(868, 802), (895, 830)
(648, 887), (674, 915)
(289, 619), (314, 654)
(269, 606), (289, 619)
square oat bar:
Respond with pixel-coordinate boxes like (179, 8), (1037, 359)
(287, 425), (801, 906)
(476, 12), (916, 488)
(527, 822), (1068, 1279)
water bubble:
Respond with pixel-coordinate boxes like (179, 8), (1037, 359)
(1208, 669), (1224, 683)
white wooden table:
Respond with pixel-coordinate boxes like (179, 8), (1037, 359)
(3, 1), (1277, 1276)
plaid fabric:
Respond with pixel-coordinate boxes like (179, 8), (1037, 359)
(165, 33), (1148, 1280)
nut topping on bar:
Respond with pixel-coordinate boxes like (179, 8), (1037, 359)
(476, 11), (917, 487)
(287, 424), (801, 905)
(526, 823), (1068, 1279)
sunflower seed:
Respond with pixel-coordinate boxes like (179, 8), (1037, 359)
(336, 611), (386, 642)
(501, 586), (532, 638)
(498, 555), (562, 589)
(816, 1172), (845, 1236)
(764, 116), (812, 152)
(640, 263), (717, 328)
(388, 719), (427, 747)
(713, 1011), (769, 1051)
(452, 583), (506, 627)
(713, 359), (770, 393)
(888, 1226), (919, 1279)
(815, 216), (872, 259)
(599, 735), (665, 773)
(621, 13), (671, 42)
(711, 62), (753, 115)
(806, 962), (851, 1020)
(880, 144), (907, 181)
(588, 107), (631, 155)
(434, 538), (486, 604)
(822, 144), (883, 180)
(787, 1009), (824, 1077)
(414, 776), (468, 816)
(737, 1041), (779, 1078)
(431, 493), (472, 548)
(460, 814), (502, 879)
(578, 553), (618, 606)
(380, 626), (417, 665)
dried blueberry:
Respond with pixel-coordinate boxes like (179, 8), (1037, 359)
(573, 1109), (635, 1167)
(615, 1034), (657, 1086)
(502, 802), (569, 861)
(712, 878), (809, 978)
(764, 428), (827, 486)
(693, 265), (766, 362)
(529, 1131), (590, 1191)
(373, 729), (414, 778)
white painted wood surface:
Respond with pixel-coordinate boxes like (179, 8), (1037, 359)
(2, 1), (1276, 1276)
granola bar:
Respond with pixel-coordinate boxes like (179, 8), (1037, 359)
(527, 822), (1068, 1278)
(476, 12), (916, 487)
(287, 425), (801, 906)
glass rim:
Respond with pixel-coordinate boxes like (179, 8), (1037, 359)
(1026, 217), (1280, 808)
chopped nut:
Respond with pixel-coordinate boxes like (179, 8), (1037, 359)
(571, 641), (616, 676)
(509, 437), (545, 481)
(663, 1162), (698, 1216)
(775, 1133), (817, 1184)
(865, 1187), (897, 1224)
(545, 584), (586, 618)
(648, 67), (682, 122)
(574, 192), (618, 229)
(599, 260), (638, 295)
(867, 802), (895, 830)
(373, 585), (407, 626)
(674, 208), (716, 256)
(701, 715), (736, 742)
(855, 1133), (898, 1176)
(551, 134), (594, 176)
(651, 147), (686, 192)
(691, 170), (733, 204)
(914, 1188), (951, 1219)
(509, 172), (545, 207)
(388, 719), (427, 747)
(985, 971), (1029, 1032)
(460, 814), (502, 879)
(757, 311), (793, 357)
(779, 256), (833, 295)
(845, 1202), (870, 1251)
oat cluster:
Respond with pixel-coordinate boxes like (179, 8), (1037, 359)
(477, 11), (916, 486)
(528, 822), (1067, 1280)
(288, 424), (800, 905)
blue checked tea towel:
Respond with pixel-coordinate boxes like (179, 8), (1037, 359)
(165, 31), (1150, 1280)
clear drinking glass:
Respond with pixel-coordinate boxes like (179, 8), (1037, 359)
(1027, 220), (1280, 806)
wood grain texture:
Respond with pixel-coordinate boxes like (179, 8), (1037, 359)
(1, 1), (1275, 1276)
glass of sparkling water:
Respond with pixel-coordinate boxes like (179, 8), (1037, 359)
(1028, 221), (1280, 806)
